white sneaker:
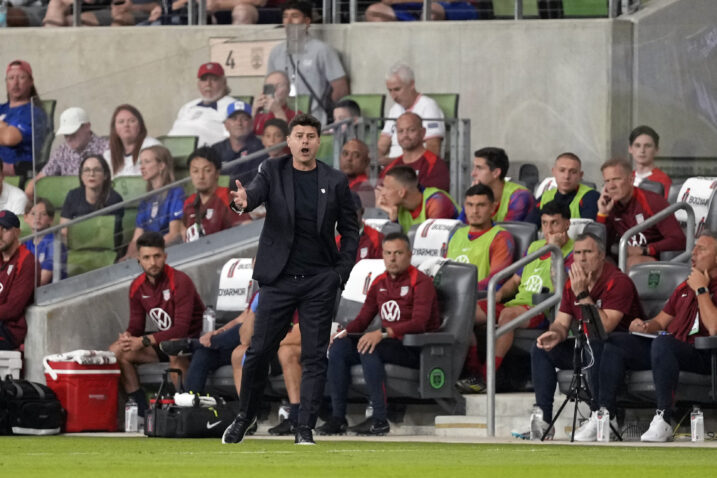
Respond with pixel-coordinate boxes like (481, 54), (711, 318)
(641, 411), (673, 442)
(573, 411), (599, 442)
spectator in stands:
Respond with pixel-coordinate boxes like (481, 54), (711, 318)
(332, 98), (361, 132)
(629, 125), (670, 199)
(528, 232), (644, 439)
(380, 112), (449, 191)
(266, 0), (349, 124)
(168, 62), (234, 147)
(0, 60), (48, 188)
(337, 192), (383, 262)
(365, 0), (477, 22)
(0, 210), (36, 351)
(339, 139), (374, 208)
(260, 118), (290, 159)
(580, 231), (717, 443)
(182, 147), (248, 242)
(252, 71), (298, 136)
(60, 154), (124, 247)
(122, 145), (184, 259)
(318, 232), (440, 436)
(470, 201), (574, 388)
(378, 63), (444, 166)
(0, 167), (28, 215)
(109, 231), (203, 418)
(536, 152), (599, 221)
(25, 106), (108, 199)
(211, 101), (264, 186)
(377, 165), (457, 233)
(22, 198), (67, 285)
(103, 104), (161, 177)
(110, 0), (159, 26)
(43, 0), (126, 26)
(462, 147), (536, 223)
(597, 158), (685, 270)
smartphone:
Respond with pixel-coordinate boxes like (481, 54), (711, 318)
(262, 84), (275, 97)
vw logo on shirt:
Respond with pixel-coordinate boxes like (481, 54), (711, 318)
(381, 300), (401, 322)
(148, 307), (173, 331)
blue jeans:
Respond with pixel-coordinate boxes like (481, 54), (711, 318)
(184, 324), (241, 394)
(327, 335), (420, 421)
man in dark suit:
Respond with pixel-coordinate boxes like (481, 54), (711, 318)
(222, 113), (359, 445)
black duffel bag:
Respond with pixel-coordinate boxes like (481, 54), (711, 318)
(0, 375), (65, 435)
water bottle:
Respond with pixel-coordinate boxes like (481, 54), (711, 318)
(529, 404), (543, 440)
(278, 404), (290, 421)
(365, 403), (374, 419)
(596, 407), (610, 442)
(0, 0), (8, 28)
(202, 306), (216, 335)
(125, 397), (139, 432)
(691, 405), (704, 442)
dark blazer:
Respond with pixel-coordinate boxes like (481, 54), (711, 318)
(242, 156), (359, 286)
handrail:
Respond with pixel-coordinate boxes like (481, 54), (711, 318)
(617, 202), (695, 272)
(485, 243), (565, 437)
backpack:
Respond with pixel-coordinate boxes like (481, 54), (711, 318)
(0, 375), (65, 435)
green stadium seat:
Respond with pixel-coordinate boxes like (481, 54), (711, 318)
(112, 177), (147, 202)
(317, 134), (335, 166)
(424, 93), (460, 119)
(157, 135), (198, 176)
(18, 215), (31, 239)
(341, 94), (386, 120)
(492, 0), (539, 17)
(121, 208), (138, 250)
(4, 176), (21, 187)
(36, 176), (80, 209)
(289, 95), (312, 115)
(67, 215), (116, 250)
(218, 175), (230, 188)
(562, 0), (608, 17)
(67, 250), (118, 277)
(37, 99), (56, 170)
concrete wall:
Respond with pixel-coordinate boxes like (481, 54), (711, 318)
(2, 18), (632, 182)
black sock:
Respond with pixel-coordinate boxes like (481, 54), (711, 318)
(289, 403), (299, 425)
(130, 389), (149, 418)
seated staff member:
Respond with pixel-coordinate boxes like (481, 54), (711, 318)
(536, 152), (599, 221)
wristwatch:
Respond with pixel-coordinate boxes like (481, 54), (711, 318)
(381, 327), (389, 339)
(576, 290), (590, 301)
(642, 247), (650, 257)
(696, 286), (708, 296)
(141, 335), (152, 347)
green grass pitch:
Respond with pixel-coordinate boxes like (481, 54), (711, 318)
(1, 436), (716, 477)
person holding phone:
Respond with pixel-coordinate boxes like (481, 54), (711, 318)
(252, 71), (298, 136)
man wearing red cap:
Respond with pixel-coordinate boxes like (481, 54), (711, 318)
(0, 60), (48, 188)
(168, 62), (235, 147)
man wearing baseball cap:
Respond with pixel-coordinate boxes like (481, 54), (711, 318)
(25, 106), (108, 199)
(211, 100), (264, 188)
(168, 62), (235, 147)
(1, 60), (49, 188)
(0, 210), (36, 351)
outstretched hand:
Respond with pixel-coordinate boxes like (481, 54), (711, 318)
(231, 179), (247, 210)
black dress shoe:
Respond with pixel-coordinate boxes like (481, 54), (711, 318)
(221, 415), (257, 444)
(268, 418), (295, 436)
(294, 425), (316, 445)
(348, 417), (390, 436)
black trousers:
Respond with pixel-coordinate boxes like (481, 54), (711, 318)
(238, 269), (340, 428)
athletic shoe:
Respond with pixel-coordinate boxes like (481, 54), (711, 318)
(159, 338), (194, 357)
(641, 410), (673, 442)
(455, 376), (486, 394)
(573, 411), (599, 442)
(221, 415), (257, 444)
(529, 418), (554, 441)
(268, 418), (295, 436)
(294, 425), (316, 445)
(316, 417), (348, 436)
(349, 417), (390, 436)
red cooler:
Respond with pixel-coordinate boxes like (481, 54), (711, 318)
(44, 360), (120, 432)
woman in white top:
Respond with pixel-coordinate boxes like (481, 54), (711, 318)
(103, 104), (161, 177)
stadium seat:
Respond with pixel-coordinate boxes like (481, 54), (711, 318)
(348, 260), (477, 413)
(410, 219), (463, 266)
(424, 93), (459, 119)
(675, 177), (717, 236)
(317, 134), (335, 166)
(518, 163), (540, 195)
(562, 0), (608, 17)
(120, 208), (138, 251)
(36, 176), (80, 209)
(497, 221), (537, 260)
(363, 208), (389, 220)
(492, 0), (539, 18)
(233, 95), (254, 106)
(158, 135), (198, 179)
(629, 262), (690, 319)
(289, 95), (312, 115)
(341, 94), (386, 120)
(668, 179), (684, 204)
(567, 219), (606, 243)
(112, 176), (147, 202)
(638, 179), (665, 197)
(4, 176), (21, 188)
(66, 215), (118, 276)
(18, 214), (31, 239)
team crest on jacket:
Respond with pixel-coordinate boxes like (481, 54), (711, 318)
(360, 247), (368, 259)
(149, 307), (173, 330)
(381, 300), (401, 322)
(206, 209), (214, 220)
(400, 286), (409, 297)
(163, 289), (171, 301)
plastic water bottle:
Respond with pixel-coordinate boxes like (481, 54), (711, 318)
(0, 0), (8, 28)
(278, 404), (290, 421)
(529, 404), (543, 440)
(365, 403), (374, 419)
(125, 398), (138, 432)
(202, 306), (216, 335)
(691, 405), (704, 442)
(596, 407), (610, 442)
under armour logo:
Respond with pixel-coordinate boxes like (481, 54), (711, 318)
(148, 307), (173, 331)
(380, 300), (401, 322)
(524, 274), (544, 293)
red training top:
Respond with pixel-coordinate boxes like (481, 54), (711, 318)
(0, 244), (36, 347)
(380, 150), (450, 191)
(662, 280), (715, 344)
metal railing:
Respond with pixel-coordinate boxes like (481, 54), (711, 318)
(485, 243), (565, 437)
(617, 202), (695, 272)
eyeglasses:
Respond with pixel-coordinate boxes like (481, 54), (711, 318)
(81, 167), (104, 175)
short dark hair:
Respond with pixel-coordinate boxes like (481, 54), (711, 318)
(556, 152), (581, 166)
(187, 146), (222, 171)
(264, 118), (289, 137)
(474, 147), (509, 181)
(600, 157), (633, 175)
(282, 0), (312, 18)
(136, 231), (165, 251)
(574, 231), (605, 254)
(385, 165), (418, 188)
(34, 197), (55, 219)
(289, 113), (321, 137)
(383, 231), (411, 250)
(334, 99), (361, 118)
(629, 125), (659, 148)
(540, 200), (570, 220)
(464, 183), (494, 203)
